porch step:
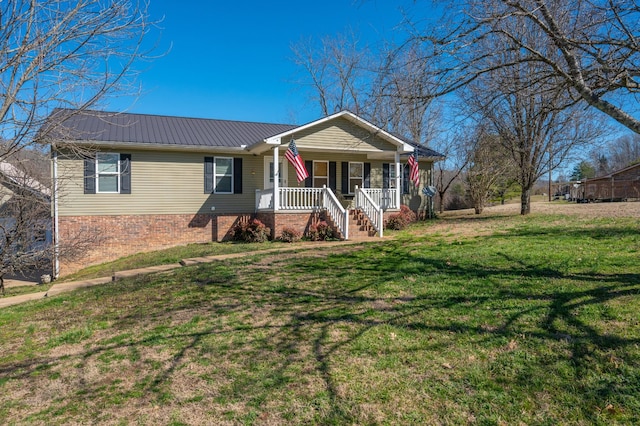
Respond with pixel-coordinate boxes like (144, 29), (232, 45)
(322, 209), (379, 239)
(348, 209), (378, 238)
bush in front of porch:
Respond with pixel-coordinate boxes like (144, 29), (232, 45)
(231, 218), (271, 243)
(386, 205), (418, 230)
(306, 220), (337, 241)
(279, 227), (302, 243)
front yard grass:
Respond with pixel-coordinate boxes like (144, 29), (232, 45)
(0, 213), (638, 424)
(58, 240), (293, 283)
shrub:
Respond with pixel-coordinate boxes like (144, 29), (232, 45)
(386, 205), (417, 230)
(386, 213), (408, 230)
(307, 220), (335, 241)
(232, 218), (271, 243)
(399, 204), (417, 223)
(279, 226), (302, 243)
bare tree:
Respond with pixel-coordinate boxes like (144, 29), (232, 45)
(370, 41), (441, 144)
(411, 0), (640, 134)
(1, 0), (156, 161)
(0, 160), (50, 290)
(465, 130), (514, 214)
(432, 125), (472, 213)
(0, 1), (156, 282)
(291, 31), (372, 116)
(607, 133), (640, 170)
(292, 32), (443, 146)
(457, 5), (603, 215)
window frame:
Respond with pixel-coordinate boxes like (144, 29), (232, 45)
(313, 160), (329, 188)
(96, 152), (121, 194)
(213, 156), (234, 194)
(389, 163), (398, 189)
(348, 161), (364, 194)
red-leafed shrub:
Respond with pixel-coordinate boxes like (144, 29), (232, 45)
(307, 220), (335, 241)
(386, 205), (417, 230)
(279, 226), (302, 243)
(399, 204), (417, 223)
(232, 218), (271, 242)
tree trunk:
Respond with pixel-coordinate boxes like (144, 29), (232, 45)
(520, 189), (531, 215)
(474, 204), (484, 214)
(438, 191), (446, 213)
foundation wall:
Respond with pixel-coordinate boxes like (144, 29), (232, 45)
(57, 211), (331, 276)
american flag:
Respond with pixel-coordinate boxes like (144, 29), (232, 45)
(285, 139), (309, 182)
(407, 151), (419, 187)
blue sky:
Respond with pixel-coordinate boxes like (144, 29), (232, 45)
(113, 0), (420, 125)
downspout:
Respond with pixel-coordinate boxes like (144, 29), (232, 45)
(52, 148), (60, 279)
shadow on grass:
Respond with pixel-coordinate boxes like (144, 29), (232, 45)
(1, 227), (639, 423)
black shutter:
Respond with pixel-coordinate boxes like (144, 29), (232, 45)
(402, 163), (409, 194)
(84, 156), (96, 194)
(364, 162), (371, 188)
(204, 157), (213, 193)
(382, 163), (390, 189)
(233, 157), (243, 194)
(341, 162), (349, 193)
(329, 161), (337, 191)
(305, 160), (313, 188)
(120, 154), (131, 194)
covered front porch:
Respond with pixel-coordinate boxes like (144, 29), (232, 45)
(255, 185), (399, 239)
(244, 111), (425, 240)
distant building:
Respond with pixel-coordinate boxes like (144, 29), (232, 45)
(573, 163), (640, 202)
(0, 161), (52, 265)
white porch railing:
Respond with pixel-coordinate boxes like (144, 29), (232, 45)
(360, 188), (398, 210)
(322, 185), (349, 240)
(279, 187), (324, 210)
(355, 186), (384, 238)
(255, 186), (349, 239)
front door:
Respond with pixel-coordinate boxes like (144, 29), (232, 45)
(264, 157), (288, 189)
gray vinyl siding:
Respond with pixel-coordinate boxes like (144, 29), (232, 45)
(292, 117), (397, 153)
(57, 149), (259, 216)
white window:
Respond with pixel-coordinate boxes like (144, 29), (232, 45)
(96, 153), (120, 193)
(214, 157), (233, 194)
(349, 162), (363, 193)
(389, 164), (398, 189)
(313, 161), (328, 188)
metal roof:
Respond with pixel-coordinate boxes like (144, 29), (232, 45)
(46, 109), (445, 159)
(406, 142), (445, 159)
(49, 109), (297, 148)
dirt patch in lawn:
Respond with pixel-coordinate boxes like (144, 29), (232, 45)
(421, 201), (639, 239)
(446, 200), (640, 219)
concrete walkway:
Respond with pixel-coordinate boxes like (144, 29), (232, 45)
(0, 239), (376, 309)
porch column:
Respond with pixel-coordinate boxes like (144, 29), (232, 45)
(395, 151), (401, 209)
(273, 146), (280, 211)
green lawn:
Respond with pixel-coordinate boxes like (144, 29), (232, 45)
(0, 213), (638, 425)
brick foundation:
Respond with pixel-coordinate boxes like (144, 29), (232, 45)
(57, 211), (332, 276)
(58, 214), (216, 276)
(269, 211), (326, 239)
